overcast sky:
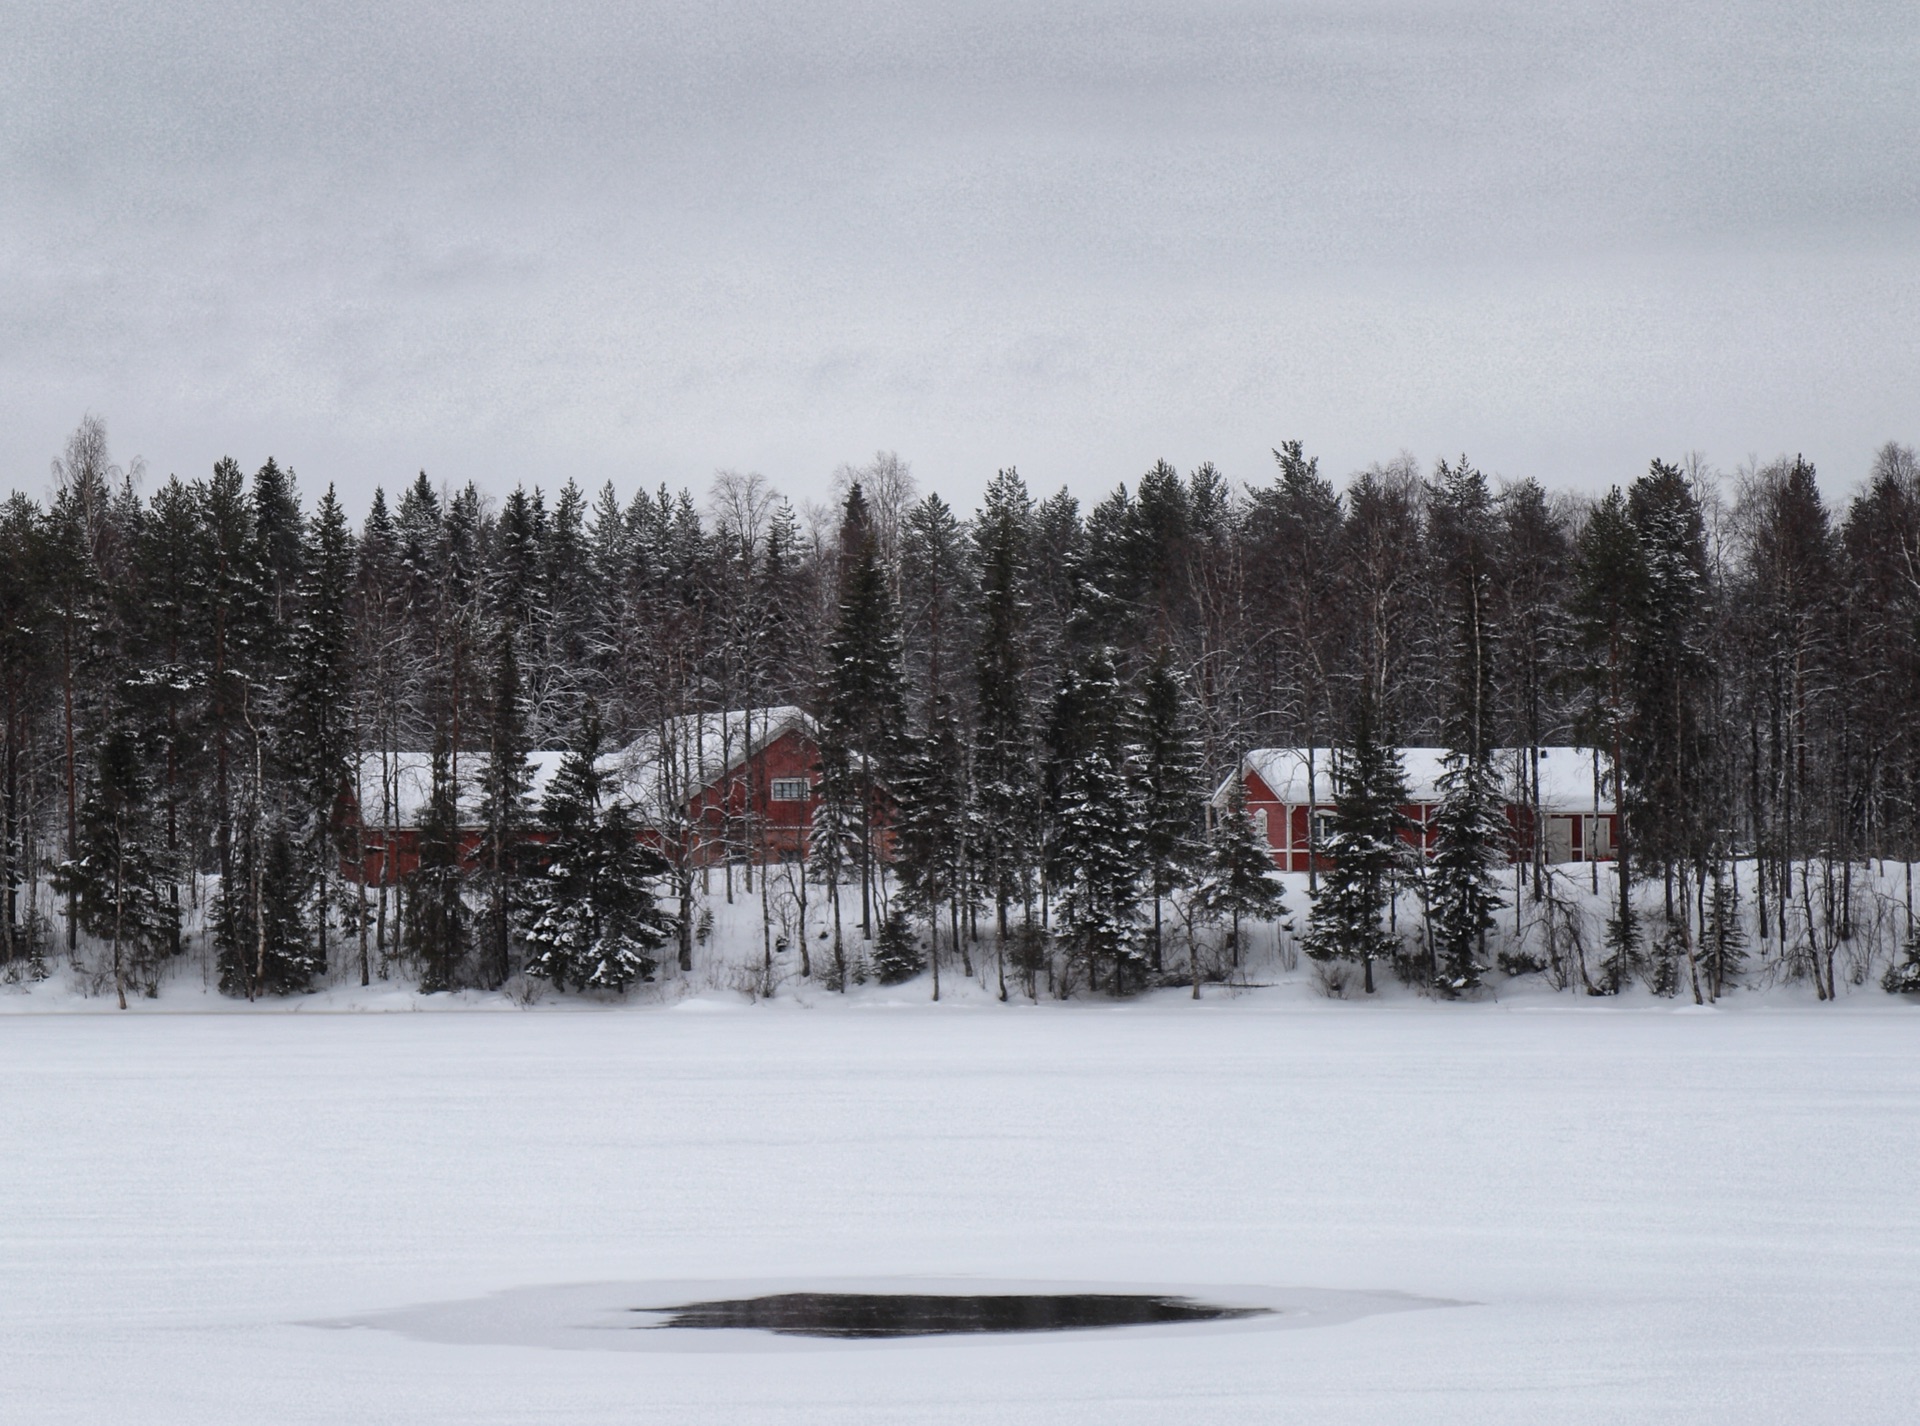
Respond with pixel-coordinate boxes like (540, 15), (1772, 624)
(4, 1), (1916, 515)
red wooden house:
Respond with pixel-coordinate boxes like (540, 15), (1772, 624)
(343, 706), (877, 884)
(1212, 746), (1620, 873)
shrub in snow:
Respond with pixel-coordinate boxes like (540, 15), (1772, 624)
(871, 910), (922, 985)
(1883, 932), (1920, 996)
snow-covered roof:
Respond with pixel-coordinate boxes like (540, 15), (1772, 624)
(612, 706), (815, 817)
(352, 706), (816, 828)
(351, 747), (574, 828)
(1215, 746), (1615, 814)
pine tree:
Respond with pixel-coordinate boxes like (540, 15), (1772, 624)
(214, 802), (323, 998)
(1571, 487), (1646, 960)
(971, 468), (1038, 980)
(249, 457), (304, 628)
(0, 495), (50, 970)
(1702, 857), (1748, 998)
(577, 800), (671, 991)
(408, 739), (468, 992)
(1884, 929), (1920, 996)
(474, 620), (534, 989)
(890, 695), (966, 992)
(1425, 455), (1506, 996)
(1625, 460), (1713, 1001)
(125, 476), (205, 964)
(1246, 442), (1344, 890)
(1302, 693), (1408, 994)
(45, 442), (114, 958)
(282, 485), (357, 976)
(53, 726), (175, 1005)
(1049, 649), (1146, 995)
(899, 489), (977, 992)
(1426, 753), (1506, 994)
(819, 485), (907, 941)
(871, 907), (922, 984)
(1497, 478), (1572, 900)
(519, 706), (670, 992)
(1136, 654), (1204, 973)
(475, 495), (541, 988)
(808, 736), (862, 989)
(255, 825), (321, 995)
(1199, 776), (1288, 986)
(197, 457), (274, 991)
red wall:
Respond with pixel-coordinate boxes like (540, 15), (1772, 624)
(1238, 768), (1619, 872)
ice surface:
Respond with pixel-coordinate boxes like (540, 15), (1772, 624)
(4, 1007), (1918, 1424)
(324, 1277), (1448, 1348)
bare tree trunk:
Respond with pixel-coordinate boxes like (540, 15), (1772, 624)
(63, 621), (77, 956)
(112, 832), (127, 1011)
(1680, 863), (1703, 1005)
(829, 860), (844, 990)
(247, 692), (266, 999)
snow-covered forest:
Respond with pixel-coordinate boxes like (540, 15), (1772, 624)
(4, 418), (1919, 1007)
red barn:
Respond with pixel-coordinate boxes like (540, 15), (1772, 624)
(1211, 746), (1620, 873)
(344, 706), (878, 884)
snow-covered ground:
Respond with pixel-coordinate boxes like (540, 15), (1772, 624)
(6, 1000), (1917, 1424)
(7, 856), (1916, 1013)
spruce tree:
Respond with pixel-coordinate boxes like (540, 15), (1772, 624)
(1884, 931), (1920, 996)
(53, 726), (175, 1005)
(1049, 649), (1146, 995)
(1199, 776), (1288, 986)
(819, 485), (906, 941)
(474, 622), (534, 990)
(0, 495), (50, 970)
(1136, 654), (1204, 973)
(899, 489), (977, 991)
(1702, 857), (1748, 998)
(871, 907), (922, 984)
(971, 468), (1037, 978)
(1426, 456), (1506, 996)
(214, 803), (322, 997)
(519, 706), (671, 992)
(44, 456), (112, 957)
(282, 485), (357, 975)
(1625, 460), (1713, 1001)
(408, 740), (468, 992)
(1302, 693), (1408, 994)
(808, 736), (862, 989)
(890, 695), (966, 992)
(1426, 753), (1506, 994)
(1570, 487), (1646, 967)
(255, 825), (322, 995)
(126, 476), (205, 963)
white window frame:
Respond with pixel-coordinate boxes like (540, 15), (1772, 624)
(770, 777), (811, 802)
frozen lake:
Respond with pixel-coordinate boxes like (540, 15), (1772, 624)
(5, 1003), (1917, 1424)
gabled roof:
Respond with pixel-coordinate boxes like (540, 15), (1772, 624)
(1216, 746), (1616, 814)
(351, 706), (817, 828)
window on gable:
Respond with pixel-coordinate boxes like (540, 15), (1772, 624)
(770, 777), (811, 802)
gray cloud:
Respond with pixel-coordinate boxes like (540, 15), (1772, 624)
(3, 1), (1915, 511)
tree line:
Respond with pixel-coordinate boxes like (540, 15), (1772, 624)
(2, 418), (1917, 1004)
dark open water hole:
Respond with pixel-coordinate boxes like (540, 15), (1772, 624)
(637, 1291), (1272, 1339)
